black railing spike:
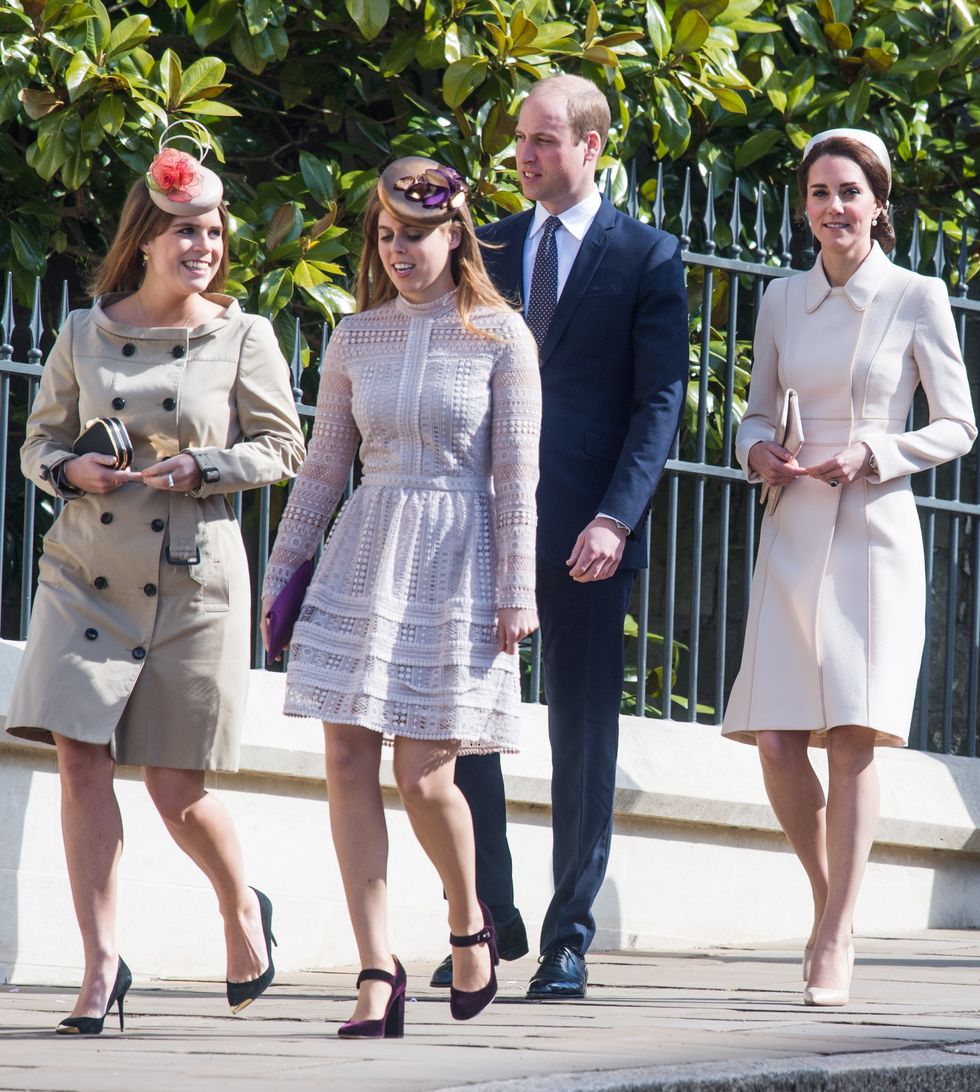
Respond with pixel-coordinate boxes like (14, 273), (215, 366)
(704, 172), (716, 255)
(0, 272), (13, 359)
(627, 160), (638, 220)
(886, 202), (896, 262)
(602, 167), (613, 200)
(933, 217), (946, 279)
(754, 181), (766, 257)
(653, 162), (665, 230)
(27, 276), (42, 362)
(909, 212), (921, 272)
(679, 166), (692, 248)
(59, 281), (70, 328)
(290, 315), (303, 400)
(779, 185), (792, 267)
(729, 177), (742, 260)
(957, 224), (970, 297)
(318, 320), (331, 373)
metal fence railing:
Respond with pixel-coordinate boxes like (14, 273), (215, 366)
(1, 174), (977, 757)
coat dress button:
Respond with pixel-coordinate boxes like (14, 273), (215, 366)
(132, 646), (146, 660)
(143, 583), (157, 597)
(151, 518), (165, 532)
(84, 628), (98, 640)
(100, 512), (114, 525)
(111, 397), (126, 410)
(94, 576), (108, 590)
(172, 345), (185, 358)
(122, 344), (135, 357)
(162, 397), (177, 411)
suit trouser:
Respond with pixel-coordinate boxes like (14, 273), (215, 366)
(454, 557), (634, 954)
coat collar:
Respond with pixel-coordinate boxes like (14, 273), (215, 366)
(804, 241), (890, 313)
(92, 293), (240, 339)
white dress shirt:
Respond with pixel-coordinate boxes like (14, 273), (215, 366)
(521, 185), (630, 535)
(522, 186), (603, 312)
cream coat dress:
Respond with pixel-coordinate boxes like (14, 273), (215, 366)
(723, 243), (977, 747)
(5, 295), (306, 770)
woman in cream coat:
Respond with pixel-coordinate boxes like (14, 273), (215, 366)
(723, 129), (976, 1006)
(6, 146), (305, 1033)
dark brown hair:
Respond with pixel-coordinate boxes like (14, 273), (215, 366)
(88, 178), (230, 297)
(356, 187), (513, 338)
(797, 135), (895, 254)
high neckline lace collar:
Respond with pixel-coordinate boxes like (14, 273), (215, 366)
(394, 288), (458, 318)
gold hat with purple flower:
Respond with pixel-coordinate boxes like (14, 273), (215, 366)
(145, 120), (223, 215)
(378, 156), (469, 227)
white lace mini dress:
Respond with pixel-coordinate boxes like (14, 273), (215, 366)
(263, 291), (541, 754)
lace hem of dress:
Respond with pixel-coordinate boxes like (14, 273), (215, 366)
(282, 683), (520, 756)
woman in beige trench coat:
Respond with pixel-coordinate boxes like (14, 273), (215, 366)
(722, 130), (976, 1006)
(5, 143), (305, 1033)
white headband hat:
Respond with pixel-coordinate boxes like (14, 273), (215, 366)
(145, 120), (223, 215)
(803, 128), (891, 192)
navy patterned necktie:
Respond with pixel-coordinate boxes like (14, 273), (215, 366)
(526, 215), (561, 350)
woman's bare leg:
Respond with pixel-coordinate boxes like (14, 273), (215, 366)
(392, 738), (489, 993)
(323, 722), (393, 1022)
(807, 725), (879, 989)
(54, 735), (123, 1019)
(143, 767), (267, 983)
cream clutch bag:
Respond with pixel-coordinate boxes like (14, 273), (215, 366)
(759, 388), (804, 516)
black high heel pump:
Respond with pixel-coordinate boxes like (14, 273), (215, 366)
(56, 957), (132, 1036)
(449, 901), (499, 1021)
(227, 887), (277, 1014)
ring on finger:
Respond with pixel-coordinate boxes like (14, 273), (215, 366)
(829, 478), (840, 488)
(167, 473), (175, 488)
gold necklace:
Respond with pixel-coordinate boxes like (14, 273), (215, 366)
(134, 290), (199, 329)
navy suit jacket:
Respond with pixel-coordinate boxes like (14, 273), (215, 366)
(478, 197), (688, 570)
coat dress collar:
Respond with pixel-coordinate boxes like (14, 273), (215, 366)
(92, 293), (239, 340)
(804, 241), (890, 314)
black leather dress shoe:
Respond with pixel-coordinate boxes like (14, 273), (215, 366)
(429, 908), (529, 987)
(525, 944), (587, 999)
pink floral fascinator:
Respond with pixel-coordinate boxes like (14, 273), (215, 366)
(145, 120), (223, 216)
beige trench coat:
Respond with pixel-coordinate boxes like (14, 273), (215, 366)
(723, 244), (976, 747)
(5, 295), (306, 770)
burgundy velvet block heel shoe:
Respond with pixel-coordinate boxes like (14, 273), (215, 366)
(337, 956), (407, 1039)
(449, 901), (499, 1021)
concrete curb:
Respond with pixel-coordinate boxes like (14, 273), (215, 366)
(454, 1043), (980, 1091)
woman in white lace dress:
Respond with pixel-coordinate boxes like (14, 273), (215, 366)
(261, 158), (540, 1035)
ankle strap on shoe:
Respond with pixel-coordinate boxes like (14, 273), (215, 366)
(449, 925), (494, 948)
(356, 967), (396, 987)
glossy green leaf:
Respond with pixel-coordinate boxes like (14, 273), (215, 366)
(733, 129), (781, 171)
(105, 14), (151, 60)
(673, 10), (709, 54)
(345, 0), (389, 41)
(299, 151), (335, 204)
(180, 57), (226, 102)
(442, 57), (488, 109)
(824, 22), (852, 50)
(645, 1), (672, 62)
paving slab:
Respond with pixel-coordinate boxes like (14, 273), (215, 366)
(0, 931), (978, 1091)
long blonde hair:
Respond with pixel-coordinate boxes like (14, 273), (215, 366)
(356, 189), (513, 338)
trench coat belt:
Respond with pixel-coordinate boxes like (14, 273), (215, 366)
(166, 491), (213, 585)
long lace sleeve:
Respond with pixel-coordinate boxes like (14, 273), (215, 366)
(263, 325), (360, 599)
(491, 314), (541, 610)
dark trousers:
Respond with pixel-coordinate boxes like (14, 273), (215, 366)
(454, 557), (634, 955)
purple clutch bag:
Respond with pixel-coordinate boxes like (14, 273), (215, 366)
(265, 558), (314, 662)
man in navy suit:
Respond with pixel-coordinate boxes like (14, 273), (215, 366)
(431, 74), (688, 998)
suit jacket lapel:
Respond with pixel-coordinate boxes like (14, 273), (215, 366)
(538, 198), (615, 366)
(490, 211), (532, 310)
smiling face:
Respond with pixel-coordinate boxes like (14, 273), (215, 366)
(140, 209), (224, 299)
(376, 209), (460, 303)
(805, 155), (884, 264)
(514, 90), (601, 214)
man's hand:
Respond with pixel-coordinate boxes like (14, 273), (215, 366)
(566, 516), (628, 583)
